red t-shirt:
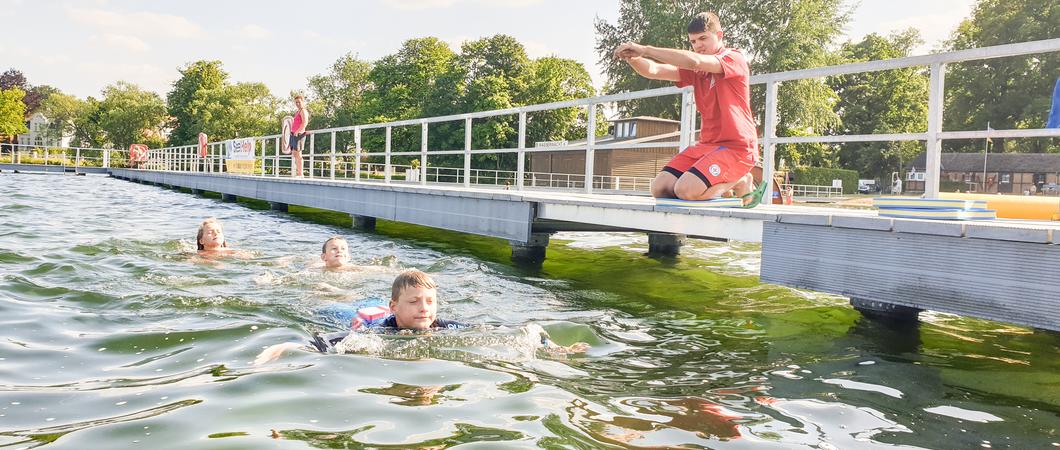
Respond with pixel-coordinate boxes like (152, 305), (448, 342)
(675, 48), (758, 151)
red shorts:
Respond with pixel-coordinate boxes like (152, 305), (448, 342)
(663, 143), (757, 186)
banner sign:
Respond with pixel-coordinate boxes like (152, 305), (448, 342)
(226, 138), (255, 160)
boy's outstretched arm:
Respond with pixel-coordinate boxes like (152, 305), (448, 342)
(615, 42), (723, 75)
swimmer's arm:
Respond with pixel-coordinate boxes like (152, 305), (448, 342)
(254, 342), (304, 366)
(539, 334), (589, 354)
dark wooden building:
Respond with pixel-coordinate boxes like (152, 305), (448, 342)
(529, 117), (683, 183)
(905, 152), (1060, 195)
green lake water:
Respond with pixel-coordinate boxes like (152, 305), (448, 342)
(0, 173), (1056, 449)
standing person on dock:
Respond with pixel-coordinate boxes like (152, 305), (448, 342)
(614, 12), (759, 204)
(289, 94), (310, 177)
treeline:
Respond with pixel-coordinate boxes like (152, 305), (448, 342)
(596, 0), (1058, 179)
(0, 34), (599, 170)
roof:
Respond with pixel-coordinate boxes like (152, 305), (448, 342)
(909, 152), (1060, 173)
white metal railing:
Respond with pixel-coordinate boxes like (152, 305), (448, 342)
(21, 38), (1057, 200)
(0, 143), (130, 169)
(782, 184), (843, 198)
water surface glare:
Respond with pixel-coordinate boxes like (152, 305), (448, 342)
(1, 173), (1057, 449)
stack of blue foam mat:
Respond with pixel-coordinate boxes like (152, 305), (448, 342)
(873, 198), (996, 220)
(656, 198), (743, 208)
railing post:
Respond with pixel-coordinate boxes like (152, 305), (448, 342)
(44, 146), (49, 166)
(274, 137), (280, 177)
(75, 148), (81, 167)
(585, 103), (596, 194)
(679, 88), (694, 151)
(384, 126), (392, 184)
(464, 118), (472, 188)
(763, 81), (779, 196)
(517, 111), (526, 190)
(308, 133), (315, 178)
(330, 131), (337, 180)
(925, 62), (946, 199)
(103, 147), (109, 168)
(354, 127), (362, 182)
(420, 122), (428, 186)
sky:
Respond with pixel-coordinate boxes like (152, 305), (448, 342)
(0, 0), (978, 100)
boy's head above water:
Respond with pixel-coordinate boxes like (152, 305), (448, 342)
(390, 269), (438, 330)
(320, 236), (350, 269)
(197, 218), (226, 251)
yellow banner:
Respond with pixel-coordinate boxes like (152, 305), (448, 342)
(226, 159), (256, 174)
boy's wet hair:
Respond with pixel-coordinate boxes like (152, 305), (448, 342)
(196, 218), (226, 250)
(321, 235), (347, 254)
(391, 269), (437, 302)
(688, 12), (722, 34)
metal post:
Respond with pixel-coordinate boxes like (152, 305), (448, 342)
(103, 147), (109, 168)
(309, 133), (315, 178)
(925, 62), (946, 199)
(44, 146), (49, 166)
(464, 117), (472, 188)
(274, 136), (280, 177)
(354, 127), (362, 182)
(763, 81), (779, 194)
(420, 122), (428, 185)
(384, 126), (392, 184)
(517, 111), (526, 191)
(585, 103), (596, 194)
(330, 131), (336, 180)
(75, 148), (81, 167)
(679, 89), (694, 151)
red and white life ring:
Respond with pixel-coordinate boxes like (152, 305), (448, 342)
(198, 133), (208, 157)
(129, 144), (149, 163)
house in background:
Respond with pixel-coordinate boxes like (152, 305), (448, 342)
(529, 116), (684, 188)
(904, 152), (1060, 195)
(16, 112), (72, 148)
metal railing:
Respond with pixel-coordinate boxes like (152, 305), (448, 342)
(0, 143), (130, 169)
(12, 38), (1059, 200)
(782, 184), (844, 198)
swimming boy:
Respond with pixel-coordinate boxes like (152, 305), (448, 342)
(254, 270), (586, 364)
(614, 12), (759, 203)
(320, 236), (354, 270)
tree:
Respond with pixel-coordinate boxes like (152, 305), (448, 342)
(38, 91), (85, 145)
(187, 82), (281, 141)
(307, 53), (374, 129)
(98, 81), (167, 149)
(166, 60), (227, 145)
(0, 69), (27, 91)
(827, 30), (929, 179)
(0, 88), (29, 139)
(72, 97), (107, 148)
(595, 0), (852, 165)
(943, 0), (1060, 153)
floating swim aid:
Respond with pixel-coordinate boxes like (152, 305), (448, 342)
(317, 297), (391, 329)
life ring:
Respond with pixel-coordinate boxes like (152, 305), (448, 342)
(280, 116), (293, 155)
(198, 133), (208, 157)
(128, 144), (149, 163)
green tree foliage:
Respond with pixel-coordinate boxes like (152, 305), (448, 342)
(943, 0), (1059, 153)
(72, 97), (107, 148)
(166, 60), (228, 145)
(192, 82), (281, 142)
(594, 0), (849, 125)
(306, 53), (373, 129)
(827, 30), (928, 179)
(0, 88), (29, 138)
(38, 91), (86, 144)
(98, 81), (167, 149)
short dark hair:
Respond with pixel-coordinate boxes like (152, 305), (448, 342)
(688, 12), (722, 34)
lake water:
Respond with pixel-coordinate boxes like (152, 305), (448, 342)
(1, 172), (1057, 449)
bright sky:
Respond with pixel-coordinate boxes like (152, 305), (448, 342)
(0, 0), (977, 100)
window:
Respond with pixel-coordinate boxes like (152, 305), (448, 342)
(907, 171), (925, 181)
(1000, 173), (1011, 184)
(630, 122), (637, 137)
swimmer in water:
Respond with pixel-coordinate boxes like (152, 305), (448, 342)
(319, 236), (357, 271)
(254, 269), (587, 364)
(194, 218), (252, 260)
